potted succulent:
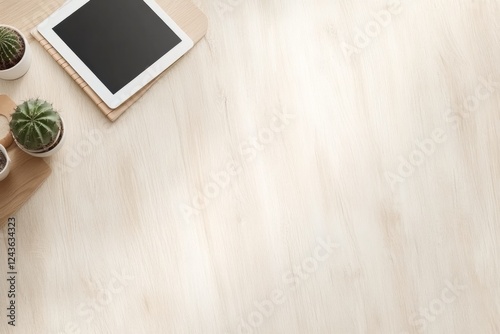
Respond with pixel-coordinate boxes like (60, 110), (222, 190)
(0, 25), (32, 80)
(10, 99), (65, 157)
(0, 144), (11, 181)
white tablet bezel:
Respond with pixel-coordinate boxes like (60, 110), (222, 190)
(38, 0), (193, 109)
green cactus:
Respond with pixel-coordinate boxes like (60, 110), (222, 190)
(10, 99), (62, 151)
(0, 26), (25, 71)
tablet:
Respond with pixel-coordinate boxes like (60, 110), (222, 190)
(38, 0), (193, 109)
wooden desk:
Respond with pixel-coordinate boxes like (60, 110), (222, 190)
(1, 0), (499, 333)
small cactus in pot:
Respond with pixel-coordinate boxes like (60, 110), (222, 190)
(0, 144), (11, 181)
(0, 26), (25, 70)
(10, 99), (65, 157)
(0, 25), (31, 80)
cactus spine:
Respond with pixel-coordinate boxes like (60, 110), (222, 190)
(0, 26), (25, 71)
(10, 99), (62, 151)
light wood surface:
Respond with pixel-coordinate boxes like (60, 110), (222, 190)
(0, 95), (52, 226)
(1, 0), (500, 333)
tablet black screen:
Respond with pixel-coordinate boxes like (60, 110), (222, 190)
(53, 0), (181, 93)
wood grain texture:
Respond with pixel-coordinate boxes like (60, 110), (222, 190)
(1, 0), (500, 333)
(30, 0), (208, 121)
(0, 95), (52, 226)
(0, 95), (14, 149)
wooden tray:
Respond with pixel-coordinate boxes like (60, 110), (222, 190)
(30, 0), (208, 121)
(0, 95), (52, 225)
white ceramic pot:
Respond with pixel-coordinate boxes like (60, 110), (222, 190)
(0, 25), (32, 80)
(0, 144), (11, 181)
(15, 117), (66, 158)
